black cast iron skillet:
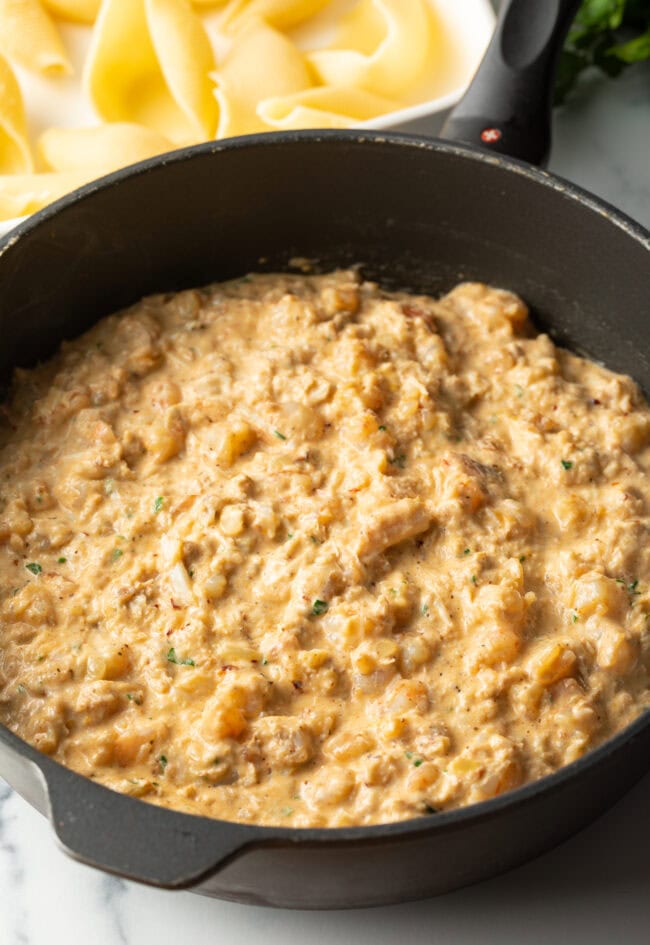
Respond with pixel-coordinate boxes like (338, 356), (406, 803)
(0, 0), (648, 909)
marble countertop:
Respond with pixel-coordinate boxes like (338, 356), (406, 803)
(1, 62), (649, 945)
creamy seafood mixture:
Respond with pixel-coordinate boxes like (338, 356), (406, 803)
(0, 270), (648, 827)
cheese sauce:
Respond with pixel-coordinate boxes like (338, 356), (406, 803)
(0, 271), (648, 826)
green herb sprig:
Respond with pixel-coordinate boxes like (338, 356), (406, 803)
(557, 1), (650, 105)
(167, 647), (195, 666)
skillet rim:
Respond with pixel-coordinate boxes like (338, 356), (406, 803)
(1, 128), (648, 257)
(0, 126), (648, 864)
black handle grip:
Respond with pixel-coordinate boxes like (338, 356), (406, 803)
(440, 0), (582, 166)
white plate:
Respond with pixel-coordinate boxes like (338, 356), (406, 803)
(0, 0), (494, 238)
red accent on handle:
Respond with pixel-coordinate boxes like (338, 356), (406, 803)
(480, 128), (503, 143)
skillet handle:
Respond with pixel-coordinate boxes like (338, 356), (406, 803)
(42, 757), (274, 888)
(440, 0), (582, 167)
(0, 724), (269, 889)
(45, 764), (256, 889)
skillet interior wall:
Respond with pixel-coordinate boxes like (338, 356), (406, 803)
(0, 133), (648, 392)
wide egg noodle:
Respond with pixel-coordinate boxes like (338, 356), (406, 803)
(212, 18), (312, 138)
(0, 169), (98, 219)
(0, 0), (72, 75)
(38, 122), (173, 172)
(41, 0), (100, 23)
(0, 52), (33, 174)
(307, 0), (430, 97)
(145, 0), (219, 138)
(258, 85), (400, 130)
(219, 0), (330, 33)
(84, 0), (218, 144)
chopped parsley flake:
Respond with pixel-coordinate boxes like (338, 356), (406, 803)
(25, 562), (42, 575)
(515, 384), (524, 398)
(273, 430), (287, 440)
(572, 612), (579, 623)
(17, 684), (26, 694)
(281, 806), (294, 817)
(378, 425), (387, 432)
(57, 557), (67, 564)
(153, 496), (164, 513)
(110, 548), (123, 562)
(463, 548), (471, 555)
(159, 755), (168, 772)
(167, 647), (195, 666)
(629, 580), (640, 594)
(262, 658), (268, 666)
(310, 535), (321, 544)
(413, 758), (423, 767)
(561, 459), (573, 470)
(425, 804), (437, 814)
(519, 555), (526, 563)
(127, 693), (143, 705)
(312, 599), (329, 616)
(471, 575), (477, 585)
(421, 603), (429, 616)
(405, 751), (413, 760)
(104, 478), (115, 495)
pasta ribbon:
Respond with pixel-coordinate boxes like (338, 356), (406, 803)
(212, 19), (312, 137)
(0, 52), (33, 174)
(84, 0), (218, 144)
(220, 0), (330, 33)
(41, 0), (100, 23)
(258, 86), (399, 130)
(308, 0), (430, 97)
(0, 0), (471, 222)
(39, 122), (173, 171)
(0, 0), (72, 75)
(0, 169), (99, 220)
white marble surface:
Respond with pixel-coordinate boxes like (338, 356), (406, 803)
(1, 62), (650, 945)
